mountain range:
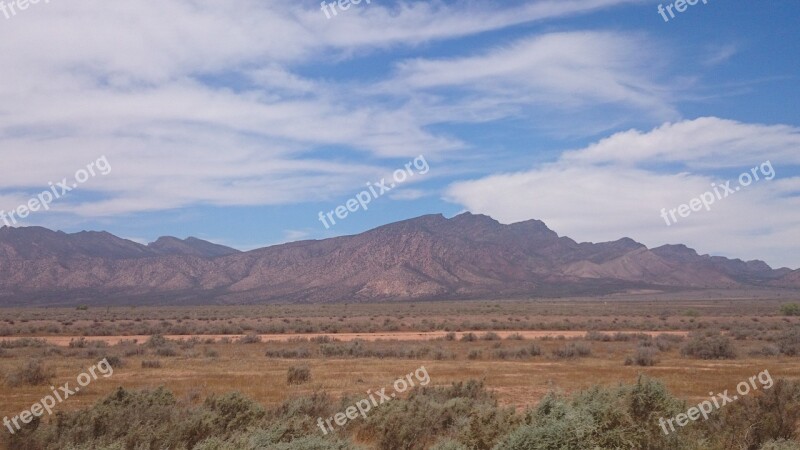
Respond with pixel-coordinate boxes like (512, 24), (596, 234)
(0, 213), (797, 306)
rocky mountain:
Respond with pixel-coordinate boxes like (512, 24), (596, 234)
(0, 213), (796, 306)
(148, 236), (240, 258)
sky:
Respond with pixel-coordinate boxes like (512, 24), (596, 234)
(0, 0), (799, 268)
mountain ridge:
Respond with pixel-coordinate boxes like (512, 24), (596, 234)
(0, 213), (796, 306)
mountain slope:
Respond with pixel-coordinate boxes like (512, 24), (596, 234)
(0, 214), (795, 306)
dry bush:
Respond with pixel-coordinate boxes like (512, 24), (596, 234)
(775, 328), (800, 356)
(0, 338), (48, 348)
(5, 359), (54, 387)
(460, 333), (478, 342)
(551, 342), (592, 359)
(237, 333), (262, 344)
(141, 360), (162, 369)
(482, 332), (501, 341)
(625, 347), (658, 367)
(681, 332), (736, 360)
(287, 365), (311, 385)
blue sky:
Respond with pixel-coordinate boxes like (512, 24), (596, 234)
(1, 0), (799, 267)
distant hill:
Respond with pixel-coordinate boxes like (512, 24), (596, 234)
(0, 213), (797, 306)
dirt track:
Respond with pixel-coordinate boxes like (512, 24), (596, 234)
(3, 330), (689, 346)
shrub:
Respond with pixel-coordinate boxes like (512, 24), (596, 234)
(0, 338), (48, 348)
(237, 333), (262, 344)
(707, 379), (800, 449)
(266, 348), (312, 358)
(495, 376), (690, 450)
(655, 334), (683, 352)
(551, 343), (591, 359)
(155, 346), (179, 357)
(430, 439), (469, 450)
(146, 334), (169, 348)
(69, 337), (88, 348)
(460, 333), (477, 342)
(775, 328), (800, 356)
(506, 333), (524, 341)
(625, 347), (658, 367)
(586, 331), (612, 341)
(779, 303), (800, 316)
(444, 332), (457, 341)
(760, 439), (800, 450)
(751, 345), (781, 357)
(101, 355), (125, 368)
(360, 380), (513, 450)
(142, 360), (162, 368)
(481, 332), (501, 341)
(681, 332), (736, 359)
(5, 359), (54, 387)
(287, 365), (311, 385)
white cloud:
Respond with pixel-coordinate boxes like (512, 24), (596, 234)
(375, 30), (679, 137)
(0, 0), (667, 220)
(446, 117), (800, 268)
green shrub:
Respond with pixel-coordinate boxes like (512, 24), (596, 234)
(495, 376), (691, 450)
(358, 380), (512, 450)
(16, 375), (800, 450)
(780, 303), (800, 316)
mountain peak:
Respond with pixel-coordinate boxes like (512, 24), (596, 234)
(148, 236), (239, 258)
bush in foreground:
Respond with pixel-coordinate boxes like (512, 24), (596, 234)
(10, 376), (800, 450)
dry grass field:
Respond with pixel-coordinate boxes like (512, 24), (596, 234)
(1, 294), (799, 449)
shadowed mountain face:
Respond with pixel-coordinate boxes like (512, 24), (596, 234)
(0, 213), (796, 306)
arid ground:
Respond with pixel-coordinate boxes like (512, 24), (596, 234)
(1, 294), (799, 449)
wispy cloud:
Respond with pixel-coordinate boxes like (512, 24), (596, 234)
(446, 117), (800, 268)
